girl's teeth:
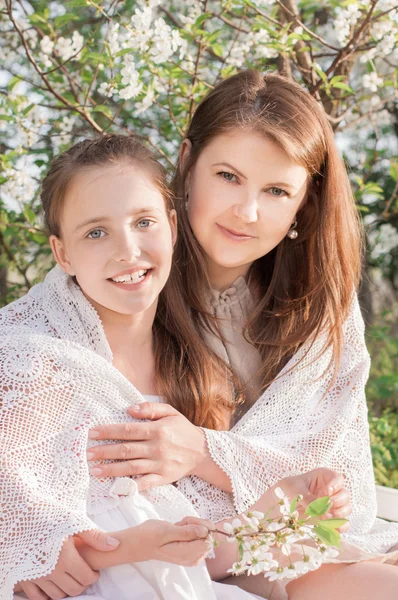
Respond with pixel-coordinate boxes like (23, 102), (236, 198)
(111, 270), (147, 283)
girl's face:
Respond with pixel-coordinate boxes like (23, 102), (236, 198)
(51, 163), (176, 320)
(182, 130), (308, 289)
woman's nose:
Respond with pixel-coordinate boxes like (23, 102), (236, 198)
(232, 192), (259, 223)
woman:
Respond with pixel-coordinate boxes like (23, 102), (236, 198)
(86, 72), (398, 598)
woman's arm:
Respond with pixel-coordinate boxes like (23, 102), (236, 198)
(87, 402), (233, 492)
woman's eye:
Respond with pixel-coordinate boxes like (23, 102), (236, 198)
(137, 219), (154, 228)
(269, 187), (288, 197)
(218, 171), (238, 183)
(87, 229), (106, 239)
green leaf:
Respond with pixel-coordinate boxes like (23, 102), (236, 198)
(290, 497), (298, 513)
(67, 0), (89, 6)
(24, 208), (36, 225)
(22, 103), (36, 117)
(0, 115), (13, 122)
(314, 524), (341, 547)
(305, 496), (332, 517)
(92, 105), (114, 119)
(389, 162), (398, 181)
(8, 76), (23, 91)
(319, 518), (348, 530)
(211, 43), (224, 57)
(29, 14), (48, 25)
(54, 13), (80, 28)
(331, 82), (354, 94)
(194, 12), (212, 28)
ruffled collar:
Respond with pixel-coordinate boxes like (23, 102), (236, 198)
(209, 276), (255, 322)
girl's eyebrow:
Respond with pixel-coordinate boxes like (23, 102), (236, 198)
(74, 207), (161, 232)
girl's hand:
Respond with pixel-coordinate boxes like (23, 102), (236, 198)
(87, 403), (207, 491)
(132, 517), (214, 567)
(15, 530), (120, 599)
(277, 468), (352, 531)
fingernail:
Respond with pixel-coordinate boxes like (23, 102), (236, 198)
(90, 467), (103, 476)
(86, 451), (95, 461)
(106, 536), (120, 547)
(88, 430), (100, 439)
(131, 405), (141, 411)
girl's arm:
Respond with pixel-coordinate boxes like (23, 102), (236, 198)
(76, 519), (213, 570)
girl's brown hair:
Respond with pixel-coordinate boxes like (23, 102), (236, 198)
(41, 134), (234, 429)
(172, 70), (364, 394)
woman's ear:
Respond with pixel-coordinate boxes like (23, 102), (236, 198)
(169, 209), (178, 247)
(179, 138), (192, 171)
(49, 235), (76, 276)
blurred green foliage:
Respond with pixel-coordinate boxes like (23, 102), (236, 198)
(367, 318), (398, 488)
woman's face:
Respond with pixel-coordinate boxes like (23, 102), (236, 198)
(50, 163), (176, 322)
(182, 129), (308, 290)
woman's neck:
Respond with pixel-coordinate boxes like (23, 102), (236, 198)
(207, 260), (253, 292)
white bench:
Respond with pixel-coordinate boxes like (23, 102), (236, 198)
(376, 485), (398, 522)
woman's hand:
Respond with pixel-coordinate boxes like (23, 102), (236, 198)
(15, 530), (120, 599)
(131, 517), (214, 567)
(87, 403), (208, 491)
(273, 468), (352, 530)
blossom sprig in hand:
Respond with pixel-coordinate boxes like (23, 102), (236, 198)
(215, 487), (346, 581)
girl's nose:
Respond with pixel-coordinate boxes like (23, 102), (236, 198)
(232, 192), (259, 223)
(115, 234), (141, 262)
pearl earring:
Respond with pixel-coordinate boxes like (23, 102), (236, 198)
(287, 220), (298, 239)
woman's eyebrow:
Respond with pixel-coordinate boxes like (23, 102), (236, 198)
(212, 162), (247, 179)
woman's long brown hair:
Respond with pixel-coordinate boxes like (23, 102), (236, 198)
(172, 70), (364, 394)
(41, 135), (234, 429)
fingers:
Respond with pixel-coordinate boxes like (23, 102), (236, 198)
(46, 573), (90, 597)
(172, 523), (210, 542)
(128, 402), (178, 420)
(326, 473), (345, 496)
(87, 441), (151, 462)
(174, 516), (215, 531)
(136, 473), (165, 491)
(76, 529), (120, 553)
(34, 580), (66, 600)
(330, 489), (352, 519)
(330, 488), (351, 509)
(88, 422), (152, 442)
(90, 459), (156, 479)
(20, 582), (50, 600)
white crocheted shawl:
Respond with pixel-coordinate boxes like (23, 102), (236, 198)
(177, 284), (398, 559)
(0, 266), (198, 599)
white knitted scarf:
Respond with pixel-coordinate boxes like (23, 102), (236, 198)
(0, 266), (200, 599)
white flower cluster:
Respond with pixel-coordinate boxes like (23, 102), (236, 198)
(2, 155), (45, 211)
(362, 71), (384, 93)
(39, 31), (84, 69)
(218, 488), (340, 582)
(225, 28), (278, 68)
(52, 115), (77, 152)
(334, 3), (362, 46)
(360, 16), (398, 63)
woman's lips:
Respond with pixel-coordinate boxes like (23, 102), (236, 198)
(216, 223), (255, 242)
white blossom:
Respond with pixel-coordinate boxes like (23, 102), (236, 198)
(40, 35), (54, 55)
(56, 31), (84, 61)
(134, 88), (155, 115)
(119, 55), (143, 100)
(362, 72), (384, 92)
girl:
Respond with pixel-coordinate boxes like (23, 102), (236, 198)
(1, 134), (345, 600)
(87, 72), (398, 599)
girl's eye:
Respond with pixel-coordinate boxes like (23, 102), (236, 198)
(87, 229), (106, 239)
(137, 219), (154, 229)
(268, 187), (288, 197)
(218, 171), (238, 183)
